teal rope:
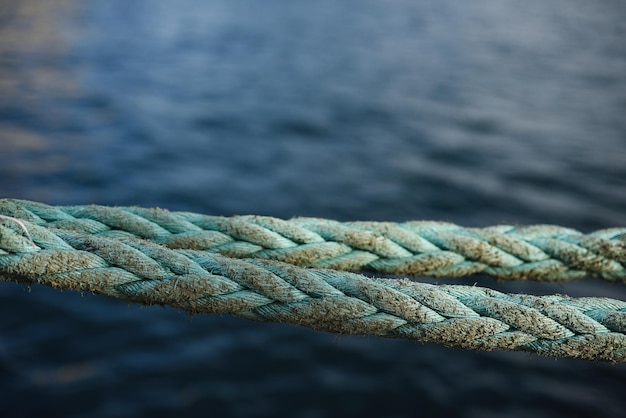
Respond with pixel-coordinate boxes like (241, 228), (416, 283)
(1, 199), (624, 281)
(1, 208), (625, 362)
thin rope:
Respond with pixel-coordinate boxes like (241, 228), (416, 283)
(1, 199), (624, 282)
(1, 211), (625, 362)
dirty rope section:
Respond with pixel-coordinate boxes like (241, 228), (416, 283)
(1, 199), (625, 362)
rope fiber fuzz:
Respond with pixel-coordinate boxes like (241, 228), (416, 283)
(1, 199), (625, 362)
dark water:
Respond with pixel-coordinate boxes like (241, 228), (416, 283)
(1, 1), (626, 417)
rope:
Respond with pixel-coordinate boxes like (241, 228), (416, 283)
(1, 199), (624, 282)
(1, 200), (625, 362)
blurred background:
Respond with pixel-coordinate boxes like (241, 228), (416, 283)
(1, 0), (625, 417)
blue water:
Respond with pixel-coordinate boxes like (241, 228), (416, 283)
(1, 1), (626, 417)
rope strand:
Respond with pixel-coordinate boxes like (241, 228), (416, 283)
(1, 199), (624, 281)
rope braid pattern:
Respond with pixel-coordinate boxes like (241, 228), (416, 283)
(1, 199), (625, 362)
(1, 199), (624, 282)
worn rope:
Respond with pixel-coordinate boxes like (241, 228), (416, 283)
(1, 199), (624, 282)
(1, 212), (626, 362)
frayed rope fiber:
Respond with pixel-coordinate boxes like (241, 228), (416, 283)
(1, 199), (625, 362)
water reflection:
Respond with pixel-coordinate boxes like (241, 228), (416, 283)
(0, 0), (82, 106)
(0, 1), (86, 201)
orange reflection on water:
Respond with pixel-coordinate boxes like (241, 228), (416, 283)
(0, 0), (82, 184)
(0, 0), (82, 106)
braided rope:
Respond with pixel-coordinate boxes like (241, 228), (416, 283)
(1, 199), (624, 281)
(1, 212), (625, 362)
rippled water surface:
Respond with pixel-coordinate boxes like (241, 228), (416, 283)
(1, 1), (626, 417)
